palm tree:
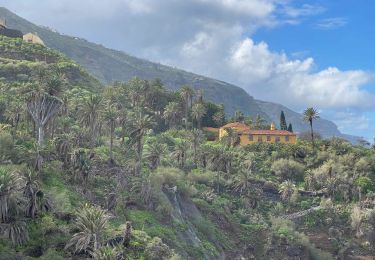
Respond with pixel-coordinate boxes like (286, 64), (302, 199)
(213, 110), (225, 127)
(180, 86), (194, 129)
(80, 94), (103, 147)
(171, 140), (188, 169)
(103, 104), (118, 164)
(255, 114), (265, 129)
(163, 102), (181, 128)
(189, 129), (204, 165)
(127, 110), (155, 175)
(279, 180), (296, 203)
(191, 103), (207, 129)
(65, 204), (108, 254)
(232, 170), (253, 196)
(0, 167), (23, 222)
(145, 141), (168, 170)
(23, 170), (50, 219)
(234, 110), (244, 123)
(222, 128), (240, 148)
(303, 107), (320, 147)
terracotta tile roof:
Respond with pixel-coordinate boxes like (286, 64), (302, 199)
(221, 122), (250, 129)
(243, 130), (296, 136)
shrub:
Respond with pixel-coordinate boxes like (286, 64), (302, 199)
(355, 176), (375, 194)
(271, 159), (305, 182)
(145, 237), (179, 260)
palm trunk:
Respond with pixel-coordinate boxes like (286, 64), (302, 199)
(109, 122), (114, 163)
(185, 103), (189, 129)
(310, 120), (314, 147)
(136, 138), (143, 175)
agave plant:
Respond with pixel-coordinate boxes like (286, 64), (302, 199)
(65, 204), (109, 254)
(92, 246), (119, 260)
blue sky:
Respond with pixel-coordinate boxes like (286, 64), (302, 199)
(254, 1), (375, 71)
(2, 0), (375, 140)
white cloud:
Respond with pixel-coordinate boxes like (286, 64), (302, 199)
(226, 38), (375, 109)
(316, 17), (348, 30)
(334, 111), (370, 132)
(282, 4), (325, 18)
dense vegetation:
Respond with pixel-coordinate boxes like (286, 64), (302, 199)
(0, 6), (356, 140)
(0, 36), (375, 260)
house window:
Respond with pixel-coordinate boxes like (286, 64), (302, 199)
(275, 136), (281, 143)
(257, 136), (262, 142)
(248, 134), (253, 141)
(285, 136), (289, 142)
(267, 136), (271, 142)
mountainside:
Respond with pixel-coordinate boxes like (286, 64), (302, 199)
(0, 7), (359, 140)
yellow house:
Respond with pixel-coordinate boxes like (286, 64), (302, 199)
(219, 122), (297, 145)
(23, 33), (45, 46)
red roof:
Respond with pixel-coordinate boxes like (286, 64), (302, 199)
(244, 130), (296, 136)
(222, 122), (250, 129)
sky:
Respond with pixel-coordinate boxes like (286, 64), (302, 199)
(2, 0), (375, 140)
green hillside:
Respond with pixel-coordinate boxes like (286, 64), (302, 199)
(0, 33), (374, 260)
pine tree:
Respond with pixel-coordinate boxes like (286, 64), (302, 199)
(288, 123), (293, 132)
(280, 111), (287, 130)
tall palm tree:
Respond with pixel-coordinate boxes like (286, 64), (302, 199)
(163, 102), (181, 128)
(103, 104), (118, 164)
(127, 110), (155, 175)
(189, 129), (204, 165)
(80, 94), (103, 147)
(171, 140), (188, 169)
(191, 103), (207, 129)
(180, 86), (193, 129)
(303, 107), (319, 147)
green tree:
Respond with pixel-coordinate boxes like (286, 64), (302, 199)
(103, 104), (118, 164)
(287, 123), (293, 133)
(80, 94), (103, 147)
(145, 141), (168, 170)
(189, 129), (204, 165)
(127, 110), (155, 175)
(171, 139), (188, 169)
(279, 180), (296, 203)
(163, 102), (181, 129)
(179, 86), (193, 129)
(280, 111), (287, 130)
(303, 107), (320, 147)
(191, 103), (207, 129)
(234, 110), (245, 123)
(255, 114), (265, 129)
(65, 204), (108, 254)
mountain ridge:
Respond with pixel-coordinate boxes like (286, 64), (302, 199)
(0, 7), (360, 141)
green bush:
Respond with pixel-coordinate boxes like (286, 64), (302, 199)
(271, 158), (305, 182)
